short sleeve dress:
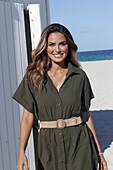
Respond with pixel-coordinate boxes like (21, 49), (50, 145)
(12, 62), (98, 170)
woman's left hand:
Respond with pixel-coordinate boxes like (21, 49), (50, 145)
(99, 154), (108, 170)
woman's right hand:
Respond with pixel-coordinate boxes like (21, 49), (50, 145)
(17, 152), (29, 170)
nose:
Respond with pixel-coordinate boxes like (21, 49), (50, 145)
(55, 45), (61, 53)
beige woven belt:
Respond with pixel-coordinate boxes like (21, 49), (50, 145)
(40, 116), (83, 130)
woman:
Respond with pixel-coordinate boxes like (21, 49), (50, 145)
(12, 23), (107, 170)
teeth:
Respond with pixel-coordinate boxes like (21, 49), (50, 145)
(54, 54), (62, 57)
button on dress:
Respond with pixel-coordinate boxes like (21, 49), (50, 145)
(12, 62), (98, 170)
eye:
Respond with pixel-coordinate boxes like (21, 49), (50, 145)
(48, 43), (55, 46)
(60, 42), (67, 46)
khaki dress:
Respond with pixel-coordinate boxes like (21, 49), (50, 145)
(12, 62), (98, 170)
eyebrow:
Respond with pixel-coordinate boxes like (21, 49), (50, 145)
(48, 41), (67, 44)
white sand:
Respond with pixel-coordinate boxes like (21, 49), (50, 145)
(80, 60), (113, 110)
(80, 60), (113, 169)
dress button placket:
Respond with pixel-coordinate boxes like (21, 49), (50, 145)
(56, 92), (66, 169)
(56, 90), (62, 117)
(57, 132), (66, 170)
(58, 102), (61, 106)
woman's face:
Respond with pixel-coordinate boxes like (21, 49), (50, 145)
(47, 32), (68, 65)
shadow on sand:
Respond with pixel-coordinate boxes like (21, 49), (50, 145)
(90, 110), (113, 152)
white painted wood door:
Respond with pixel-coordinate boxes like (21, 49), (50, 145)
(0, 1), (50, 169)
(0, 1), (35, 170)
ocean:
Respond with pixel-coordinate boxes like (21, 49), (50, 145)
(77, 49), (113, 62)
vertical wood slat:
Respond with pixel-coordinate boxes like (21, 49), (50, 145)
(0, 2), (17, 170)
(27, 4), (41, 50)
(0, 130), (4, 170)
(26, 4), (43, 170)
(26, 4), (42, 170)
(4, 2), (20, 164)
(11, 5), (25, 160)
(0, 1), (35, 169)
(6, 1), (28, 166)
(0, 1), (50, 169)
(17, 4), (28, 77)
(15, 4), (36, 169)
(11, 3), (24, 84)
(27, 0), (49, 30)
(0, 0), (50, 27)
(11, 2), (35, 169)
(0, 33), (10, 170)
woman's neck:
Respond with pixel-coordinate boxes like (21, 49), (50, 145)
(50, 61), (67, 72)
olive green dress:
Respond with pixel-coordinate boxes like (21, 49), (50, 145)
(12, 62), (98, 170)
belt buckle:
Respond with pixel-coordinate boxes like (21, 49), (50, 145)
(57, 119), (66, 129)
(38, 120), (42, 129)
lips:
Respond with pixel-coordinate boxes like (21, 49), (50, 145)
(53, 54), (63, 58)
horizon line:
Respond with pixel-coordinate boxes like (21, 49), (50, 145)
(78, 48), (113, 53)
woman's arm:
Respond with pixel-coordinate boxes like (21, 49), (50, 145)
(17, 108), (34, 170)
(82, 111), (108, 170)
(82, 112), (102, 153)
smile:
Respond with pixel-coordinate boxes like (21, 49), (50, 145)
(53, 54), (63, 58)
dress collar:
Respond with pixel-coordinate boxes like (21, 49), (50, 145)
(45, 62), (81, 83)
(66, 62), (81, 77)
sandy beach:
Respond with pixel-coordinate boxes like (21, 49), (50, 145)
(80, 60), (113, 170)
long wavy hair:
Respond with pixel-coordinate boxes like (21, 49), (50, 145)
(26, 23), (80, 90)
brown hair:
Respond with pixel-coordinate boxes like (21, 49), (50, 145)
(26, 23), (80, 90)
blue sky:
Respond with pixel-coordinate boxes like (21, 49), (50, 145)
(49, 0), (113, 51)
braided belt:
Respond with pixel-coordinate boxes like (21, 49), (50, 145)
(39, 116), (83, 130)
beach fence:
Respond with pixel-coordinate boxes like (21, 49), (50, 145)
(0, 0), (50, 169)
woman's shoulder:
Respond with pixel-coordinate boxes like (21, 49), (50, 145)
(23, 71), (36, 92)
(70, 62), (87, 77)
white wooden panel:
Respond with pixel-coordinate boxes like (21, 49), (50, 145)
(0, 2), (17, 169)
(0, 131), (4, 170)
(4, 2), (20, 163)
(17, 4), (28, 75)
(27, 4), (41, 50)
(0, 34), (11, 170)
(0, 0), (50, 27)
(11, 2), (35, 169)
(27, 0), (48, 30)
(0, 1), (50, 169)
(11, 3), (24, 83)
(27, 3), (49, 169)
(0, 1), (35, 169)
